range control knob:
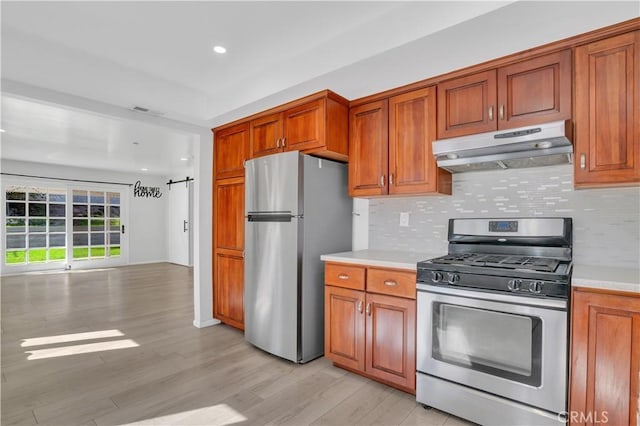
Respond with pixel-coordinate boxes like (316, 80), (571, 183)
(529, 281), (544, 294)
(431, 271), (443, 283)
(447, 273), (460, 284)
(507, 279), (522, 292)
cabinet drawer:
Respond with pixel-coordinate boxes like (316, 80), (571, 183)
(325, 263), (365, 290)
(366, 268), (416, 299)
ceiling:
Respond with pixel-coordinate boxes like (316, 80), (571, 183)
(1, 1), (638, 175)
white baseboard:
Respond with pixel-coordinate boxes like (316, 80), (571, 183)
(193, 318), (221, 328)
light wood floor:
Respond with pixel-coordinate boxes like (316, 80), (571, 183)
(1, 263), (473, 426)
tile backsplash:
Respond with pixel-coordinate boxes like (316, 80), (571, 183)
(369, 165), (640, 268)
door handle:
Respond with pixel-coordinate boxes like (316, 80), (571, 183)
(580, 153), (586, 170)
(499, 104), (505, 120)
(282, 137), (286, 147)
(276, 138), (280, 148)
(357, 300), (363, 314)
(488, 106), (494, 121)
(366, 303), (371, 316)
(121, 225), (125, 234)
(183, 220), (188, 232)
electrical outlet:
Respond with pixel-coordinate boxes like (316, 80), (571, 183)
(399, 212), (410, 227)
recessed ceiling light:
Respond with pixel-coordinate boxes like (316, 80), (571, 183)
(140, 168), (148, 171)
(180, 157), (189, 161)
(0, 129), (5, 133)
(213, 45), (227, 54)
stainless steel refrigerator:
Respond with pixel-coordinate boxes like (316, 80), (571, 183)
(244, 151), (352, 363)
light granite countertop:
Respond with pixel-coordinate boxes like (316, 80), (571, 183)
(572, 265), (640, 295)
(320, 249), (444, 271)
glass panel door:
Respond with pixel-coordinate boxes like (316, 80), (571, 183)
(72, 189), (122, 262)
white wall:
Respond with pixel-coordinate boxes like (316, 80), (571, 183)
(1, 159), (169, 265)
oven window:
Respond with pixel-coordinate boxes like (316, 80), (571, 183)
(432, 303), (542, 387)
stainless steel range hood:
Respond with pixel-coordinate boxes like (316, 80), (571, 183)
(433, 120), (573, 173)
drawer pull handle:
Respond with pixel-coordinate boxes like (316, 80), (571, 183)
(366, 303), (371, 316)
(338, 274), (350, 280)
(384, 280), (398, 286)
(357, 300), (363, 313)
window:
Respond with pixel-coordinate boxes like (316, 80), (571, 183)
(5, 187), (67, 264)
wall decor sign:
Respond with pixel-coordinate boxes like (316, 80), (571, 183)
(133, 180), (162, 198)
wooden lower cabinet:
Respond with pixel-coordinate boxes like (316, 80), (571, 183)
(324, 286), (365, 371)
(213, 250), (245, 330)
(569, 287), (640, 426)
(365, 293), (416, 391)
(324, 262), (416, 394)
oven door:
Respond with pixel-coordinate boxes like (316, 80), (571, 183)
(416, 284), (567, 414)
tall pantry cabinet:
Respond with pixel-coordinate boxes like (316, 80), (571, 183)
(212, 122), (249, 330)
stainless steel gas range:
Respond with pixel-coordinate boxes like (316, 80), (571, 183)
(416, 217), (572, 425)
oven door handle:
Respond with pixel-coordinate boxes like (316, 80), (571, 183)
(416, 283), (567, 310)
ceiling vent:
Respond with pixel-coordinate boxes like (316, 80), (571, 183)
(130, 105), (166, 117)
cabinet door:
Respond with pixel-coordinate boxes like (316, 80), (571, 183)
(214, 122), (249, 180)
(389, 87), (450, 195)
(574, 31), (640, 187)
(324, 286), (366, 371)
(365, 293), (416, 391)
(213, 177), (244, 251)
(349, 100), (389, 197)
(570, 289), (640, 426)
(437, 70), (497, 139)
(213, 177), (245, 330)
(250, 113), (283, 159)
(497, 50), (571, 129)
(213, 250), (244, 330)
(283, 98), (324, 152)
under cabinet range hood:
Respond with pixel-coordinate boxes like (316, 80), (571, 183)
(433, 120), (573, 173)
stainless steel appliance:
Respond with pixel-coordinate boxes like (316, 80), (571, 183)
(416, 217), (572, 425)
(244, 151), (352, 363)
(433, 120), (573, 173)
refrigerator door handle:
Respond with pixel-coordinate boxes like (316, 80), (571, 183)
(247, 212), (294, 222)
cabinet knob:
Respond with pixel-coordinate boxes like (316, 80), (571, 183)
(383, 280), (398, 287)
(338, 273), (350, 280)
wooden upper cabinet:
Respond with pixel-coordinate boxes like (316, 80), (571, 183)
(389, 87), (451, 195)
(569, 288), (640, 426)
(214, 122), (249, 180)
(574, 31), (640, 187)
(349, 100), (389, 197)
(437, 50), (572, 139)
(245, 91), (348, 161)
(437, 70), (497, 139)
(283, 98), (324, 152)
(497, 49), (572, 129)
(250, 112), (283, 159)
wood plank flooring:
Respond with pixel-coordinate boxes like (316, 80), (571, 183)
(1, 263), (473, 425)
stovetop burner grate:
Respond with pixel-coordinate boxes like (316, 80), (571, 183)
(430, 253), (560, 272)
